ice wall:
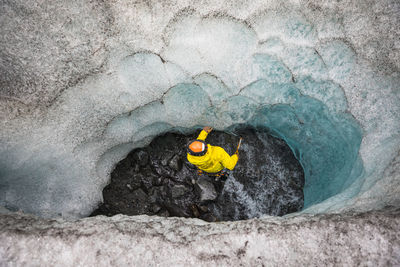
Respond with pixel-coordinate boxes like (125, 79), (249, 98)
(0, 0), (399, 219)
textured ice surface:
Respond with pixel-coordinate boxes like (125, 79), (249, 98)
(1, 208), (399, 266)
(0, 0), (399, 222)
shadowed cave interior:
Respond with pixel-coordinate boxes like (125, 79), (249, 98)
(91, 127), (304, 221)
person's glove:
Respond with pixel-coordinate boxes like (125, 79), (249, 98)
(203, 126), (213, 133)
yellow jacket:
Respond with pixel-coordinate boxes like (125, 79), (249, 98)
(187, 130), (238, 173)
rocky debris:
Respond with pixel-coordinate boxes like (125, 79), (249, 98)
(171, 185), (190, 198)
(151, 203), (162, 213)
(198, 205), (208, 213)
(139, 174), (154, 193)
(190, 205), (200, 217)
(195, 178), (217, 202)
(152, 176), (164, 186)
(200, 213), (217, 222)
(134, 150), (149, 167)
(148, 186), (166, 203)
(126, 184), (133, 191)
(168, 155), (183, 171)
(164, 202), (192, 217)
(157, 210), (169, 217)
(91, 128), (304, 221)
(131, 189), (147, 203)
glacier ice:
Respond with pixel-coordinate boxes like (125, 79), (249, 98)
(0, 0), (400, 265)
(0, 0), (399, 222)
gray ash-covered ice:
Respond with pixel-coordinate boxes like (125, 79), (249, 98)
(1, 208), (399, 266)
(0, 0), (399, 264)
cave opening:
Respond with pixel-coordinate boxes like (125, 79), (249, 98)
(91, 126), (304, 221)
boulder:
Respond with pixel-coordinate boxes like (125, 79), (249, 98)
(195, 178), (217, 202)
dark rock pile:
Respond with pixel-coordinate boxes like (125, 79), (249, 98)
(91, 128), (304, 221)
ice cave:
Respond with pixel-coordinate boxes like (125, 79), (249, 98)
(0, 0), (399, 265)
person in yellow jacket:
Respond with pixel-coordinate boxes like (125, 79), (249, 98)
(187, 126), (239, 178)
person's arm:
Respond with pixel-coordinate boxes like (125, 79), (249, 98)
(221, 151), (239, 170)
(197, 126), (213, 141)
